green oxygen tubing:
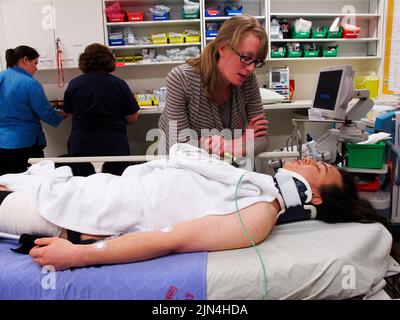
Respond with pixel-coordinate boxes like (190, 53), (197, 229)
(235, 170), (268, 300)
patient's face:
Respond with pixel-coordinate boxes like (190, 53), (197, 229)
(283, 158), (343, 190)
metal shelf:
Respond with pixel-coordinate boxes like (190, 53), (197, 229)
(116, 61), (185, 67)
(343, 164), (388, 174)
(269, 56), (381, 61)
(270, 13), (381, 19)
(204, 15), (265, 21)
(107, 19), (201, 27)
(270, 38), (380, 42)
(110, 42), (201, 50)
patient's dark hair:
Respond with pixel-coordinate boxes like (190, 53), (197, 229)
(316, 169), (399, 262)
(78, 43), (115, 73)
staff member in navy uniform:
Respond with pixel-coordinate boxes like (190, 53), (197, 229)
(63, 43), (140, 175)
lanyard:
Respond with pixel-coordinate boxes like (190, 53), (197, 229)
(56, 38), (65, 88)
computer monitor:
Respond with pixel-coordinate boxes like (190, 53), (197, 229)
(310, 65), (355, 120)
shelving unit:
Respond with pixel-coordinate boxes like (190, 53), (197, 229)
(103, 0), (203, 66)
(203, 0), (266, 46)
(267, 0), (385, 60)
(101, 0), (385, 66)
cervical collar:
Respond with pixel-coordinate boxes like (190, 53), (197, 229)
(273, 168), (316, 224)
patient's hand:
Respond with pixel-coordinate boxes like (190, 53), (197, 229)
(0, 185), (9, 191)
(29, 237), (81, 270)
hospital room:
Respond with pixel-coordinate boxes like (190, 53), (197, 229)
(1, 0), (400, 305)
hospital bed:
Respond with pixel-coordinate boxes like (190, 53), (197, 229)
(0, 155), (399, 300)
(2, 63), (400, 300)
(0, 213), (398, 300)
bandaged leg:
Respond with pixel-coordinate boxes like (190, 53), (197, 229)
(273, 168), (316, 224)
(0, 191), (61, 237)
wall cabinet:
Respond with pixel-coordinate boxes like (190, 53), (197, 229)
(0, 0), (55, 69)
(0, 0), (104, 70)
(51, 0), (104, 68)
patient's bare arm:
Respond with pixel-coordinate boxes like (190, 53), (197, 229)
(58, 229), (107, 242)
(29, 201), (279, 270)
(0, 185), (10, 191)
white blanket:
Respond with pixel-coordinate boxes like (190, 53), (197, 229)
(0, 144), (279, 235)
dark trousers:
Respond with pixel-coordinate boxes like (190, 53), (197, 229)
(0, 190), (13, 205)
(0, 145), (44, 175)
(57, 154), (138, 177)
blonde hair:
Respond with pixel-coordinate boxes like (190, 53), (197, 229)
(187, 14), (268, 104)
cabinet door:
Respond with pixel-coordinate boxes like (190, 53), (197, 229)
(0, 0), (56, 69)
(53, 0), (104, 68)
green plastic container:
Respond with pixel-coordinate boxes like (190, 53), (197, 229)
(271, 46), (286, 58)
(311, 26), (327, 38)
(291, 27), (310, 39)
(327, 26), (343, 38)
(182, 9), (200, 19)
(286, 43), (302, 57)
(322, 45), (339, 57)
(287, 49), (302, 57)
(303, 44), (321, 57)
(346, 141), (385, 169)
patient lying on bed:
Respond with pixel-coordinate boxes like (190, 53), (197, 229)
(0, 144), (397, 270)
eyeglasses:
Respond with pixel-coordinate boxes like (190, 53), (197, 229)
(230, 47), (265, 69)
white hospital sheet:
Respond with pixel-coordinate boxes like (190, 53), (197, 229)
(207, 220), (398, 300)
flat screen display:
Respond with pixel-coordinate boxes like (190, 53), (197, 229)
(313, 70), (343, 110)
(271, 71), (281, 83)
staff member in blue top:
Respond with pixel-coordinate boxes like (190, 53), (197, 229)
(0, 45), (65, 175)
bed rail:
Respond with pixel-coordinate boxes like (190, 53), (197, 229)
(28, 155), (167, 173)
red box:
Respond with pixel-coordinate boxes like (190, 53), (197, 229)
(127, 11), (144, 21)
(107, 12), (126, 22)
(355, 175), (380, 192)
(342, 25), (361, 38)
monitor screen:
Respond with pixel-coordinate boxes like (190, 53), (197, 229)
(312, 70), (343, 111)
(271, 71), (281, 83)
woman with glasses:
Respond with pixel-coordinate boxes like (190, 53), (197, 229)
(158, 14), (269, 158)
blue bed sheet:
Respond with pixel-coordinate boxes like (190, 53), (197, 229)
(0, 239), (207, 300)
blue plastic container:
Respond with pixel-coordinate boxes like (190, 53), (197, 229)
(108, 38), (125, 46)
(152, 12), (170, 20)
(206, 30), (218, 37)
(225, 5), (243, 16)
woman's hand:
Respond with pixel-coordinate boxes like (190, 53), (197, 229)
(29, 237), (81, 271)
(58, 111), (70, 119)
(200, 136), (245, 158)
(200, 135), (225, 157)
(245, 114), (269, 138)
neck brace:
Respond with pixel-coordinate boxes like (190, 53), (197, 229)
(273, 168), (317, 224)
